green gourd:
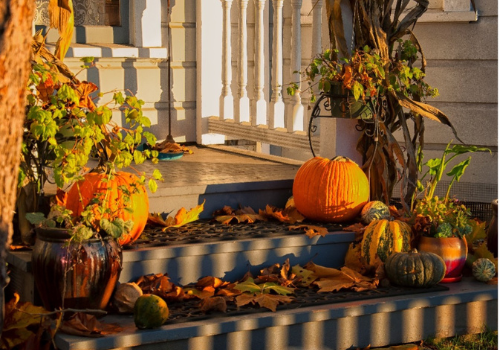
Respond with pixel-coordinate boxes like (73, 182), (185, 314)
(472, 258), (496, 282)
(385, 249), (446, 288)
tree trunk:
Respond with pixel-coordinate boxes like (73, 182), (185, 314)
(0, 0), (35, 333)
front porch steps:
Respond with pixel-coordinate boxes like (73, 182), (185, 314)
(7, 146), (498, 349)
(55, 277), (497, 350)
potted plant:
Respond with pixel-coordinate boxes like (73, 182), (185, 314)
(412, 141), (490, 282)
(21, 31), (163, 312)
(288, 0), (462, 209)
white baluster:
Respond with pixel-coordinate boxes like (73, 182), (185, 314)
(269, 0), (285, 129)
(220, 0), (234, 120)
(254, 0), (267, 126)
(237, 0), (250, 123)
(290, 0), (303, 131)
(312, 0), (323, 56)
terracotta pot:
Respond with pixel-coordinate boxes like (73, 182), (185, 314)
(31, 228), (122, 312)
(418, 236), (467, 283)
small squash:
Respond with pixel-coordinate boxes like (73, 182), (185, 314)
(472, 258), (496, 282)
(134, 294), (169, 329)
(292, 156), (369, 222)
(60, 171), (149, 246)
(385, 249), (446, 288)
(360, 201), (390, 224)
(361, 219), (411, 267)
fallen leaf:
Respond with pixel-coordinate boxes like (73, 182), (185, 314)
(213, 206), (266, 225)
(235, 293), (294, 312)
(291, 264), (317, 287)
(147, 201), (205, 230)
(259, 205), (304, 224)
(59, 313), (122, 338)
(200, 296), (227, 313)
(312, 266), (379, 293)
(343, 223), (366, 241)
(136, 273), (186, 302)
(289, 225), (328, 238)
(344, 242), (367, 275)
(303, 262), (343, 279)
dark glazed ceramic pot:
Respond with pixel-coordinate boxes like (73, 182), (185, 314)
(418, 236), (467, 283)
(31, 228), (122, 311)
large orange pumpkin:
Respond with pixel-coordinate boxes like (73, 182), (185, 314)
(292, 156), (369, 222)
(60, 171), (149, 245)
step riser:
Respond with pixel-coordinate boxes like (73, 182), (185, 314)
(121, 232), (355, 285)
(56, 285), (498, 350)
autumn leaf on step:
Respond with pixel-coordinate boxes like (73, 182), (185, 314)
(235, 293), (294, 312)
(147, 200), (205, 230)
(289, 224), (328, 238)
(303, 261), (343, 279)
(343, 223), (366, 242)
(259, 205), (304, 224)
(200, 296), (228, 313)
(213, 206), (266, 225)
(184, 287), (215, 300)
(291, 264), (317, 287)
(344, 242), (368, 275)
(136, 273), (186, 302)
(255, 259), (298, 287)
(60, 313), (122, 338)
(1, 293), (55, 349)
(184, 276), (231, 300)
(235, 278), (294, 296)
(313, 266), (379, 293)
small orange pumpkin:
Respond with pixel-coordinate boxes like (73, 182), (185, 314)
(292, 156), (369, 222)
(59, 171), (149, 245)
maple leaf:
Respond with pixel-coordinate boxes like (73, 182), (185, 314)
(303, 262), (343, 279)
(344, 242), (368, 275)
(289, 224), (328, 238)
(59, 313), (122, 338)
(291, 264), (317, 287)
(136, 273), (185, 302)
(200, 296), (227, 313)
(312, 266), (379, 293)
(147, 200), (205, 231)
(1, 293), (56, 349)
(213, 206), (266, 225)
(343, 223), (366, 242)
(235, 293), (294, 312)
(259, 205), (304, 224)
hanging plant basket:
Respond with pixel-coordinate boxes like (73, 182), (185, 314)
(328, 82), (373, 120)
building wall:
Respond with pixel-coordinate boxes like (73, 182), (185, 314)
(403, 0), (498, 202)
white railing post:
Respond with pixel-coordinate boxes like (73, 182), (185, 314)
(290, 0), (304, 131)
(220, 0), (234, 120)
(237, 0), (250, 123)
(269, 0), (285, 129)
(311, 0), (323, 56)
(254, 0), (267, 126)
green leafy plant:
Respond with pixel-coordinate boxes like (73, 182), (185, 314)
(411, 141), (491, 238)
(19, 31), (163, 243)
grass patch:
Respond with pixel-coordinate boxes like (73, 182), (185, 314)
(423, 329), (498, 350)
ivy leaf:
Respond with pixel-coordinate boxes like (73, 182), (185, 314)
(25, 212), (46, 225)
(352, 81), (364, 101)
(148, 179), (158, 193)
(100, 218), (132, 239)
(72, 225), (95, 242)
(133, 150), (146, 165)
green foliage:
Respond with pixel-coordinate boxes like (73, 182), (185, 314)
(287, 41), (436, 105)
(411, 141), (490, 239)
(22, 35), (164, 242)
(423, 329), (497, 350)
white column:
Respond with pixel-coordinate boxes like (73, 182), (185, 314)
(237, 0), (250, 123)
(312, 0), (323, 59)
(253, 0), (267, 126)
(220, 0), (234, 120)
(269, 0), (285, 129)
(129, 0), (162, 47)
(290, 0), (304, 131)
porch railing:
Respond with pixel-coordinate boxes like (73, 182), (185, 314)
(207, 0), (326, 155)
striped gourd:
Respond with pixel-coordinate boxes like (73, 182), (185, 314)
(360, 201), (390, 224)
(361, 219), (411, 267)
(472, 258), (496, 282)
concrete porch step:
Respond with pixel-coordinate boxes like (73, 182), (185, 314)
(138, 145), (302, 218)
(54, 277), (497, 350)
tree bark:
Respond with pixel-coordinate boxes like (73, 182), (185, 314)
(0, 0), (35, 333)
